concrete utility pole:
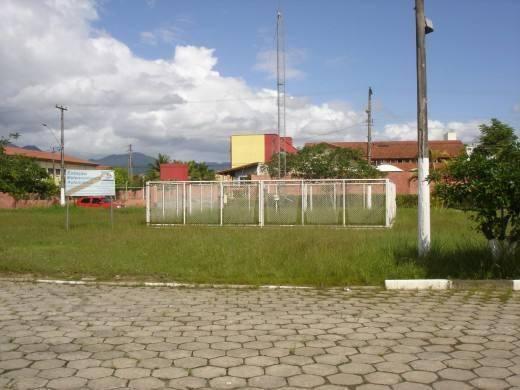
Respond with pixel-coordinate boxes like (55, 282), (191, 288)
(55, 105), (67, 206)
(128, 144), (133, 182)
(415, 0), (434, 256)
(366, 87), (373, 165)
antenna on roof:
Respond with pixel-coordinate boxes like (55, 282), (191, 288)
(276, 9), (286, 178)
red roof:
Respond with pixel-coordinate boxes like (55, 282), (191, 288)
(305, 140), (464, 160)
(4, 146), (99, 166)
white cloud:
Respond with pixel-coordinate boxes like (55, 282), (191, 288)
(254, 48), (307, 80)
(382, 120), (484, 143)
(140, 26), (183, 46)
(0, 0), (485, 163)
(514, 103), (520, 113)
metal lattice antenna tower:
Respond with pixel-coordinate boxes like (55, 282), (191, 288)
(276, 9), (286, 178)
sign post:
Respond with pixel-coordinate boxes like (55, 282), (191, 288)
(65, 170), (116, 230)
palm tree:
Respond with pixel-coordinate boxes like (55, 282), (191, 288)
(146, 153), (171, 180)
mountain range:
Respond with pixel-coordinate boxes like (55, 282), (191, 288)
(11, 145), (229, 174)
(90, 153), (229, 174)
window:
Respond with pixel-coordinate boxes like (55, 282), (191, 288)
(92, 198), (102, 204)
(80, 198), (90, 204)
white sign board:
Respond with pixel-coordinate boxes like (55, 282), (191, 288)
(65, 170), (115, 197)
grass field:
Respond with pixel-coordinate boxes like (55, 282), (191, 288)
(0, 206), (518, 286)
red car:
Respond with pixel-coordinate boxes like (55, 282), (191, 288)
(75, 196), (123, 209)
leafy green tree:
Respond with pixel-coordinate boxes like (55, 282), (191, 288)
(114, 167), (129, 188)
(0, 143), (57, 205)
(145, 153), (171, 181)
(267, 143), (382, 179)
(188, 161), (215, 181)
(434, 119), (520, 261)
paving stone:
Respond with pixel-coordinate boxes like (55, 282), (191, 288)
(191, 365), (226, 379)
(474, 366), (513, 378)
(101, 357), (137, 369)
(169, 375), (207, 389)
(152, 366), (187, 379)
(7, 377), (48, 390)
(209, 356), (243, 368)
(209, 375), (247, 389)
(87, 376), (128, 390)
(265, 364), (301, 377)
(114, 367), (151, 379)
(433, 380), (473, 389)
(438, 367), (476, 381)
(365, 371), (401, 385)
(301, 363), (337, 376)
(327, 373), (363, 386)
(393, 382), (430, 390)
(173, 357), (207, 369)
(76, 367), (113, 379)
(31, 359), (66, 370)
(470, 377), (511, 389)
(279, 355), (313, 366)
(0, 358), (31, 370)
(288, 374), (325, 388)
(38, 367), (77, 379)
(0, 282), (519, 390)
(248, 375), (287, 388)
(375, 361), (410, 373)
(245, 355), (279, 367)
(138, 357), (172, 369)
(46, 376), (87, 389)
(402, 369), (438, 383)
(127, 376), (165, 389)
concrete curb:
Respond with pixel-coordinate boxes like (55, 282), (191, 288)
(0, 277), (379, 291)
(385, 279), (452, 290)
(1, 277), (518, 291)
(386, 279), (520, 290)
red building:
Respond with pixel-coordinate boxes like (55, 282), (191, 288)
(160, 163), (189, 181)
(305, 140), (465, 194)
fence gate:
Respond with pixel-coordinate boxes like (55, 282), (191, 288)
(146, 179), (396, 228)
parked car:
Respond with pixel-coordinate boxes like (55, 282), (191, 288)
(75, 196), (123, 209)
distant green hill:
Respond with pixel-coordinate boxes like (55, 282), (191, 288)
(91, 152), (154, 175)
(91, 153), (229, 175)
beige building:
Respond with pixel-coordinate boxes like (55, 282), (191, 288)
(4, 146), (102, 184)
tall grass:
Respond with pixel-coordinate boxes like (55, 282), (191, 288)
(0, 206), (517, 285)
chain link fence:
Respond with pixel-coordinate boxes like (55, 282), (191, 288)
(147, 179), (396, 227)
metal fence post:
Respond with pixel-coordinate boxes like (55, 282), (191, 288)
(176, 184), (179, 216)
(342, 180), (346, 226)
(161, 184), (165, 221)
(301, 180), (305, 226)
(309, 185), (313, 211)
(220, 181), (224, 226)
(367, 184), (372, 210)
(385, 179), (390, 227)
(145, 183), (150, 225)
(183, 182), (186, 225)
(259, 181), (264, 226)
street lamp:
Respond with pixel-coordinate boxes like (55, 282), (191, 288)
(42, 120), (65, 206)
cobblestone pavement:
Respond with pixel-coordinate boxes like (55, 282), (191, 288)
(0, 282), (519, 390)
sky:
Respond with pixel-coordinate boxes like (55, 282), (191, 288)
(0, 0), (519, 162)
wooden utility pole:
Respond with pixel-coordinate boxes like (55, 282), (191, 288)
(366, 87), (373, 165)
(415, 0), (433, 256)
(56, 105), (67, 206)
(128, 144), (133, 182)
